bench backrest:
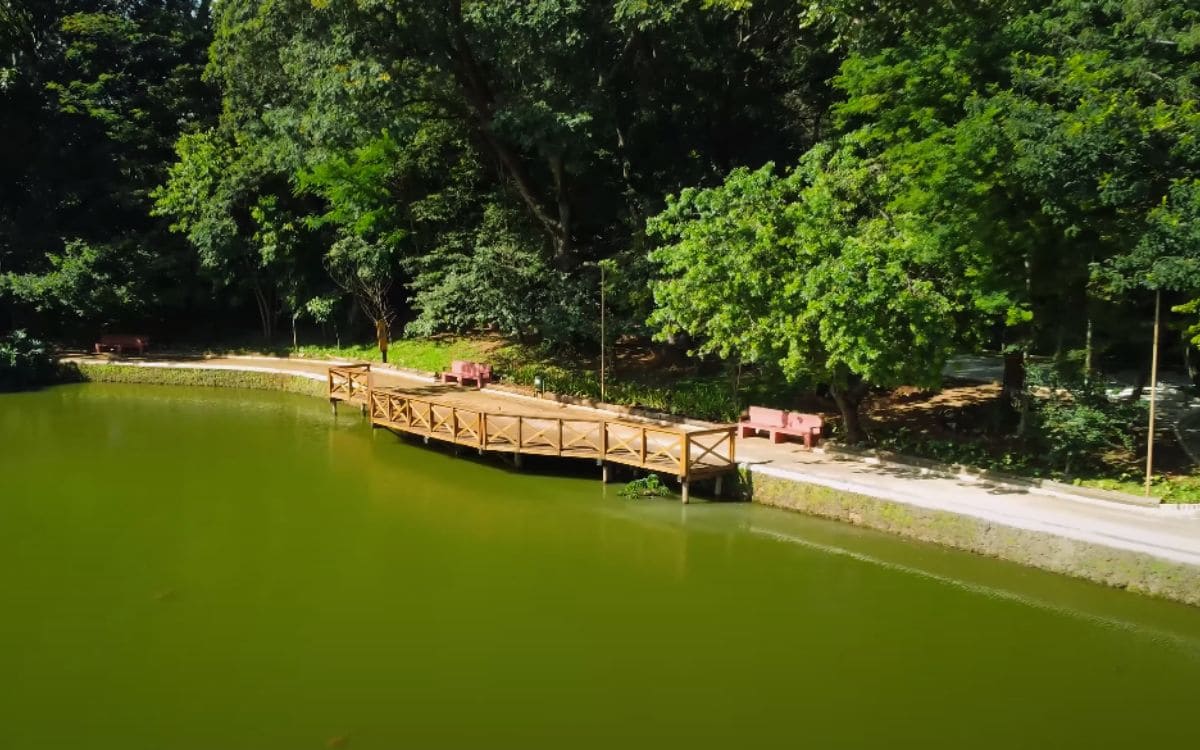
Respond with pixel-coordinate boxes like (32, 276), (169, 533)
(450, 360), (491, 379)
(747, 405), (786, 427)
(785, 412), (823, 432)
(100, 334), (148, 346)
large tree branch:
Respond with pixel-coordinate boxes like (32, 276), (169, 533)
(443, 2), (566, 246)
(598, 31), (640, 89)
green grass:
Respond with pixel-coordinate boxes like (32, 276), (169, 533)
(288, 338), (497, 373)
(59, 362), (327, 397)
(1079, 475), (1200, 504)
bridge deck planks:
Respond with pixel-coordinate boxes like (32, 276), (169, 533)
(328, 365), (736, 485)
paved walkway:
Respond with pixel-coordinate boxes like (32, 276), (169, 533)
(70, 353), (1200, 569)
(741, 440), (1200, 567)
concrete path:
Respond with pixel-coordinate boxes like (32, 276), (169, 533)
(739, 439), (1200, 567)
(70, 353), (1200, 570)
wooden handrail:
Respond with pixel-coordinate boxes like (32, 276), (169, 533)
(343, 366), (736, 479)
(685, 426), (737, 438)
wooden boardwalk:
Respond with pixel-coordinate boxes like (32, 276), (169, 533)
(328, 364), (736, 502)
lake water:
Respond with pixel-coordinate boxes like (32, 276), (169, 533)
(2, 383), (1198, 749)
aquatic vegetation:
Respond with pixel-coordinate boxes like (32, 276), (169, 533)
(618, 474), (671, 499)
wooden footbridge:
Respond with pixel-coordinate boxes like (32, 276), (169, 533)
(328, 364), (737, 503)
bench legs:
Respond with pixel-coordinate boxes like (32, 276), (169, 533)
(741, 424), (819, 448)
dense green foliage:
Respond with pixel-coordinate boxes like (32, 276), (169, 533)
(3, 1), (1198, 477)
(1, 0), (214, 337)
(648, 0), (1200, 436)
(141, 0), (832, 345)
(0, 330), (53, 390)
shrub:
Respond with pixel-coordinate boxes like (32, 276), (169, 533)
(0, 330), (54, 391)
(618, 474), (671, 498)
(1026, 365), (1143, 476)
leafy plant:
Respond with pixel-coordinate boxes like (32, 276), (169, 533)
(1026, 365), (1143, 477)
(0, 330), (54, 391)
(618, 474), (671, 499)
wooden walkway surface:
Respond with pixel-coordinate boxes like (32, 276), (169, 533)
(328, 364), (736, 502)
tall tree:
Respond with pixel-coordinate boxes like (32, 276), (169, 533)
(0, 0), (214, 336)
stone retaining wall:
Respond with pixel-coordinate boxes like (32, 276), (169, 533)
(749, 470), (1200, 606)
(59, 361), (327, 398)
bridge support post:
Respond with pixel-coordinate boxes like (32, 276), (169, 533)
(601, 462), (609, 484)
(714, 476), (724, 498)
(514, 453), (523, 469)
(330, 399), (337, 416)
(681, 478), (690, 504)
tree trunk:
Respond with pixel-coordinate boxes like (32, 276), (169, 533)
(830, 381), (867, 445)
(1084, 315), (1094, 384)
(252, 282), (272, 344)
(1129, 369), (1148, 402)
(444, 5), (567, 253)
(1002, 351), (1025, 400)
(549, 153), (572, 266)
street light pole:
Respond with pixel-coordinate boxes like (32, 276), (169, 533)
(600, 263), (606, 404)
(1145, 289), (1162, 497)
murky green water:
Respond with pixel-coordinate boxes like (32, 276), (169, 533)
(2, 384), (1199, 749)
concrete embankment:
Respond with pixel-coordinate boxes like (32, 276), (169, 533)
(748, 469), (1200, 606)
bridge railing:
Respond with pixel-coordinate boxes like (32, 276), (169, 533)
(328, 364), (372, 404)
(366, 386), (736, 481)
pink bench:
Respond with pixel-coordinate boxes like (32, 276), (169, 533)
(740, 406), (823, 447)
(441, 360), (492, 388)
(94, 334), (149, 356)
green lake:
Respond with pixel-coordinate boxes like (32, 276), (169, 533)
(2, 383), (1199, 749)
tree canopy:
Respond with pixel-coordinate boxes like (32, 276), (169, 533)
(2, 0), (1198, 437)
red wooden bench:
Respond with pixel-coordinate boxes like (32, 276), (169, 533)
(94, 334), (150, 356)
(441, 360), (493, 388)
(740, 406), (823, 447)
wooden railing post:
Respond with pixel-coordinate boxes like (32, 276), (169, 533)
(480, 412), (487, 449)
(640, 427), (647, 465)
(557, 420), (564, 456)
(680, 433), (690, 479)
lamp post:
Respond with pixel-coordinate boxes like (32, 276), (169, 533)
(1145, 289), (1161, 497)
(600, 261), (606, 404)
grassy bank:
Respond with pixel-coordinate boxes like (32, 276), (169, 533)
(60, 362), (327, 398)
